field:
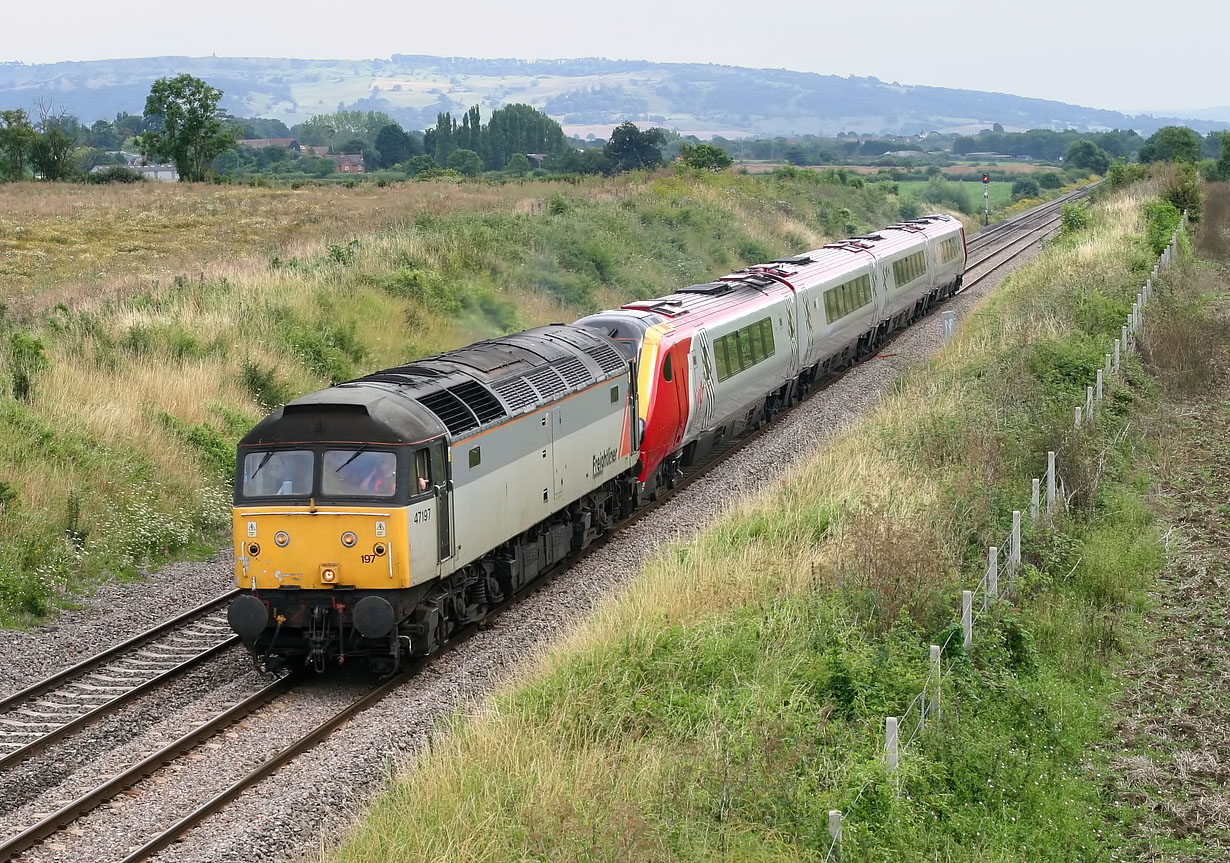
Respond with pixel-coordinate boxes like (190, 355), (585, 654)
(332, 171), (1216, 860)
(897, 179), (1015, 210)
(0, 168), (909, 622)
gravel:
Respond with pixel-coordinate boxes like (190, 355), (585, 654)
(0, 243), (1040, 863)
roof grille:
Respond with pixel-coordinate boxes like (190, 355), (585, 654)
(676, 282), (732, 296)
(770, 255), (815, 265)
(415, 389), (479, 437)
(492, 377), (540, 412)
(556, 357), (591, 390)
(449, 380), (507, 425)
(585, 341), (626, 376)
(525, 367), (567, 401)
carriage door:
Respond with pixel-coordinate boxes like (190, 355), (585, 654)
(694, 328), (717, 428)
(431, 442), (454, 561)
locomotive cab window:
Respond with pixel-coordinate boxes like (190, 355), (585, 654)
(413, 448), (432, 495)
(322, 450), (397, 498)
(662, 353), (673, 382)
(240, 450), (313, 498)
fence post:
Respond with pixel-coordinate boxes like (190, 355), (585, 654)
(886, 716), (899, 772)
(1096, 369), (1103, 402)
(1085, 386), (1094, 424)
(1121, 323), (1130, 354)
(1104, 353), (1111, 378)
(929, 644), (941, 721)
(1031, 478), (1040, 523)
(1046, 451), (1056, 516)
(1011, 510), (1022, 593)
(985, 546), (998, 609)
(1114, 339), (1121, 372)
(828, 810), (843, 861)
(1075, 406), (1082, 429)
(962, 589), (973, 650)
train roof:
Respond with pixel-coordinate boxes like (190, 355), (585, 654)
(240, 324), (628, 446)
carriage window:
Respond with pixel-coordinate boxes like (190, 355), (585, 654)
(240, 450), (313, 498)
(322, 450), (397, 497)
(610, 385), (620, 403)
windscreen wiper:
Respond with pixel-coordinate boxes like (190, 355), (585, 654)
(249, 450), (274, 479)
(334, 445), (369, 473)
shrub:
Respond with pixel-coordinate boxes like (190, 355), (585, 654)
(919, 176), (973, 214)
(1061, 202), (1092, 235)
(1012, 177), (1041, 200)
(8, 331), (50, 401)
(85, 166), (147, 184)
(1037, 172), (1063, 189)
(1162, 162), (1202, 221)
(240, 359), (293, 411)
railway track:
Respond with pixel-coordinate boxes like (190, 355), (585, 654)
(0, 184), (1091, 863)
(0, 591), (239, 770)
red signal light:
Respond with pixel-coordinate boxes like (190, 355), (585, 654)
(982, 173), (990, 183)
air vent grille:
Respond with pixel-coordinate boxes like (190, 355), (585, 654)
(449, 380), (507, 425)
(525, 367), (567, 401)
(415, 389), (478, 437)
(585, 341), (626, 376)
(556, 357), (592, 390)
(492, 377), (540, 412)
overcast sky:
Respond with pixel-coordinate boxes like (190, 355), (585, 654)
(2, 0), (1227, 114)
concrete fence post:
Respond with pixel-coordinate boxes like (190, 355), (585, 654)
(1030, 478), (1040, 523)
(886, 716), (899, 772)
(929, 644), (941, 721)
(1046, 451), (1056, 516)
(1114, 338), (1121, 373)
(985, 546), (998, 609)
(941, 310), (957, 343)
(1011, 510), (1022, 570)
(1086, 386), (1094, 423)
(1104, 353), (1111, 378)
(1075, 406), (1082, 429)
(962, 589), (973, 650)
(828, 810), (843, 860)
(1096, 369), (1103, 402)
(1121, 324), (1129, 354)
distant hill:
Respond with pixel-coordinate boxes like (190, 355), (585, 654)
(0, 55), (1224, 138)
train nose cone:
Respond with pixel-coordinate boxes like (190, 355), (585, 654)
(353, 596), (396, 639)
(228, 595), (270, 639)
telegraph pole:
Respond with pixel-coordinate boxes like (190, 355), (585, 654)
(982, 172), (990, 226)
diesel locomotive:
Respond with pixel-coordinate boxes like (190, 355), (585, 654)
(228, 215), (966, 673)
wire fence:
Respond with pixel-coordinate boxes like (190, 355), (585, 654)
(821, 213), (1187, 861)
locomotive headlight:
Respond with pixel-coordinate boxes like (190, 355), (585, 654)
(321, 566), (338, 583)
(340, 531), (357, 548)
(274, 531), (290, 547)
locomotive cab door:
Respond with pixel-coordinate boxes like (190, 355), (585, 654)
(431, 442), (454, 562)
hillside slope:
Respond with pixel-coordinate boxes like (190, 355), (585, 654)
(1, 55), (1224, 137)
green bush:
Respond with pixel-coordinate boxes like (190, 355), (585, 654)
(1012, 177), (1041, 200)
(1061, 202), (1092, 235)
(8, 331), (50, 401)
(85, 166), (148, 184)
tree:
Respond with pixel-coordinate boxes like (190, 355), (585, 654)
(1064, 140), (1111, 175)
(403, 154), (440, 177)
(506, 152), (531, 175)
(679, 142), (732, 171)
(29, 104), (80, 181)
(0, 110), (36, 180)
(446, 148), (483, 177)
(604, 122), (665, 173)
(1211, 133), (1230, 181)
(139, 74), (237, 182)
(1138, 125), (1202, 164)
(374, 123), (414, 168)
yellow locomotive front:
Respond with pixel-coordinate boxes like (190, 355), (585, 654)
(226, 388), (451, 674)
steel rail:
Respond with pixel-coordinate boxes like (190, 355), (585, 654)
(0, 589), (240, 715)
(0, 674), (293, 863)
(0, 635), (240, 769)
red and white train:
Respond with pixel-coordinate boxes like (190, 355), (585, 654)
(228, 214), (965, 671)
(580, 213), (967, 493)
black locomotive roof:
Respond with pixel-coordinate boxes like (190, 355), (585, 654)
(240, 324), (627, 447)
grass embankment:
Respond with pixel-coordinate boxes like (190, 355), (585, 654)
(333, 174), (1205, 861)
(0, 170), (904, 622)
